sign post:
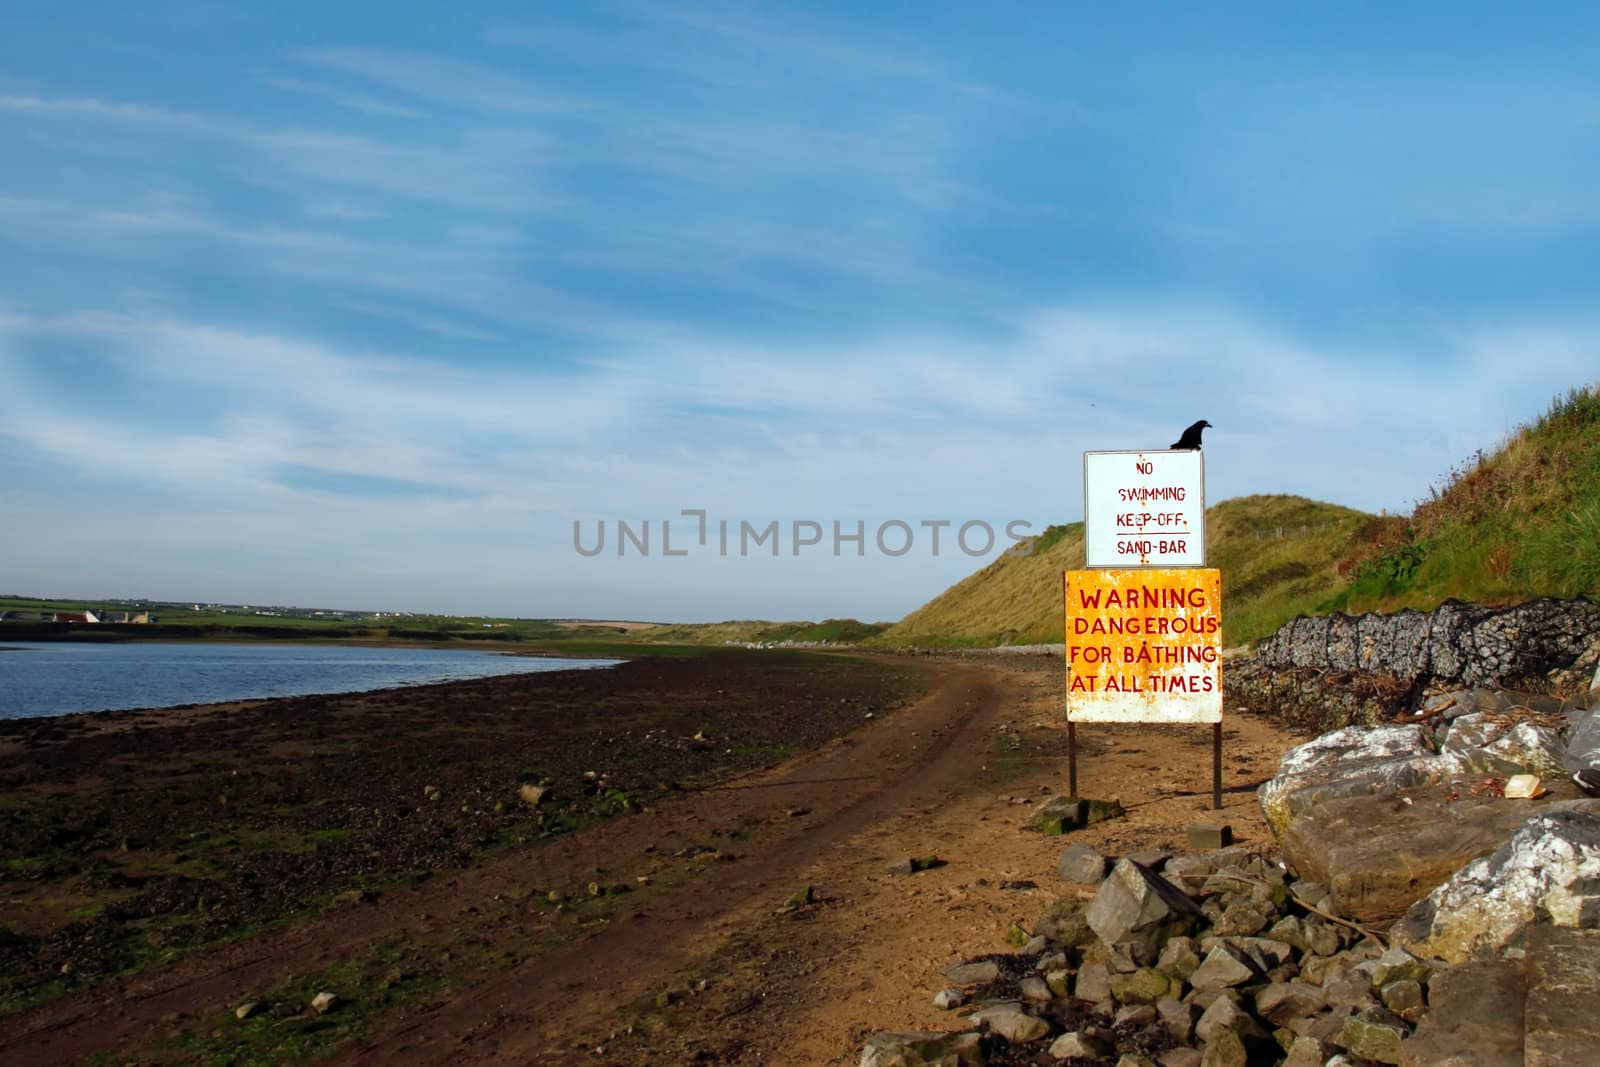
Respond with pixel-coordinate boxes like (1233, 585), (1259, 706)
(1069, 450), (1224, 808)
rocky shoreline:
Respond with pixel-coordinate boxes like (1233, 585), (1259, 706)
(857, 602), (1600, 1066)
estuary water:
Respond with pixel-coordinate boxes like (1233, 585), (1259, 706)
(0, 642), (620, 719)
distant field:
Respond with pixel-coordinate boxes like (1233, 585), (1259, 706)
(0, 599), (885, 657)
(631, 618), (889, 645)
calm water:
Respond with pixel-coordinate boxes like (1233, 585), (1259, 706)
(0, 642), (621, 719)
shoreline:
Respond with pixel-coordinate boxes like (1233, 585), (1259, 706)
(0, 643), (628, 725)
(0, 649), (928, 1052)
(0, 632), (635, 655)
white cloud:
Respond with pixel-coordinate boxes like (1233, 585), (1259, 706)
(293, 47), (600, 117)
(0, 92), (551, 213)
(3, 300), (1593, 617)
(260, 76), (428, 120)
(0, 94), (234, 133)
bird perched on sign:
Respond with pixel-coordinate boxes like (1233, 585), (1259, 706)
(1171, 420), (1212, 450)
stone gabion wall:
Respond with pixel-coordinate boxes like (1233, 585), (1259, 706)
(1250, 597), (1600, 689)
(1228, 597), (1600, 731)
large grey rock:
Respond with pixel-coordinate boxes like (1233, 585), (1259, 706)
(1258, 724), (1447, 837)
(1398, 959), (1525, 1067)
(1085, 858), (1203, 963)
(1261, 707), (1570, 843)
(1440, 711), (1566, 778)
(1058, 842), (1108, 884)
(860, 1031), (985, 1067)
(1392, 807), (1600, 962)
(1282, 790), (1590, 923)
(1400, 925), (1600, 1066)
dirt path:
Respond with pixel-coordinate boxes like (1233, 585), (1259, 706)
(0, 655), (1304, 1065)
(341, 656), (1300, 1066)
(339, 658), (1010, 1063)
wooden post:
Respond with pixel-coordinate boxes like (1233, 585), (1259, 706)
(1212, 722), (1223, 810)
(1068, 721), (1078, 798)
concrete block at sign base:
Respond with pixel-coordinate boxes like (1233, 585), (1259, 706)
(1033, 796), (1087, 835)
(1034, 796), (1126, 835)
(1187, 824), (1233, 850)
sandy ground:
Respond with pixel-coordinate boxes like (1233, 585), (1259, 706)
(0, 653), (1304, 1065)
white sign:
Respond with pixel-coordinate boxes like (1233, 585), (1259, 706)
(1083, 449), (1205, 568)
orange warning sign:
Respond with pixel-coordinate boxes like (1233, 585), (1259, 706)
(1065, 568), (1222, 723)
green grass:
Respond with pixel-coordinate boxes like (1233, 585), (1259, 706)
(1327, 384), (1600, 613)
(118, 875), (643, 1065)
(141, 936), (435, 1066)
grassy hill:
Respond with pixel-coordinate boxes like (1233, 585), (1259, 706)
(876, 495), (1370, 648)
(1330, 384), (1600, 613)
(876, 384), (1600, 649)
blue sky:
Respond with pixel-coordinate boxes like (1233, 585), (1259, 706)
(1, 3), (1596, 621)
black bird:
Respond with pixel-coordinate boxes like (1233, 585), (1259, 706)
(1171, 419), (1212, 450)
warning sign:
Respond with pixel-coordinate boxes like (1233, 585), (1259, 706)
(1065, 568), (1222, 723)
